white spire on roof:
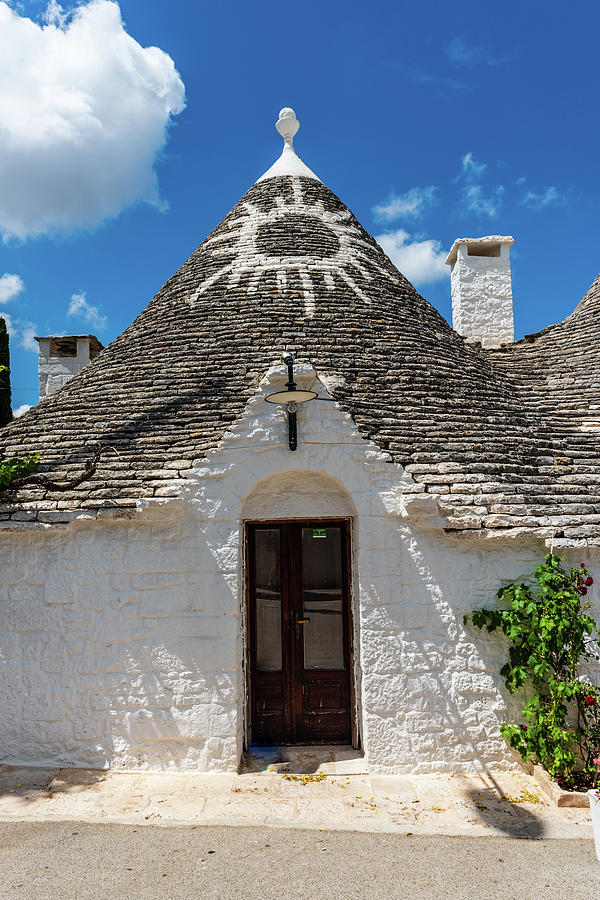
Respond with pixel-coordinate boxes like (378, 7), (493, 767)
(257, 108), (321, 183)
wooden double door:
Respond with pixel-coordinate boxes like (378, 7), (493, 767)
(247, 520), (353, 745)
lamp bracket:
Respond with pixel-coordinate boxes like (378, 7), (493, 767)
(264, 355), (317, 451)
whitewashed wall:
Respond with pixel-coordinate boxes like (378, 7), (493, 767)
(450, 242), (514, 348)
(0, 510), (242, 771)
(1, 364), (599, 773)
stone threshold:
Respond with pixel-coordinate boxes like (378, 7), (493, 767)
(533, 764), (590, 808)
(240, 744), (368, 776)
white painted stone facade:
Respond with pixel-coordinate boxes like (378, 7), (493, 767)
(446, 237), (514, 348)
(1, 363), (599, 774)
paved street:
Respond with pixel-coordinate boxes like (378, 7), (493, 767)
(0, 757), (596, 898)
(0, 822), (598, 900)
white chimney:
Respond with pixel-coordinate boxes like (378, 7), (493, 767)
(35, 335), (103, 398)
(445, 235), (514, 348)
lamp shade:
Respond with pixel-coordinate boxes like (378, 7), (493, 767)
(265, 389), (318, 405)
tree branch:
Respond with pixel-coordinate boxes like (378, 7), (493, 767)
(8, 444), (119, 492)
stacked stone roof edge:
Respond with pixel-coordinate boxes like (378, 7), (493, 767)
(1, 176), (599, 544)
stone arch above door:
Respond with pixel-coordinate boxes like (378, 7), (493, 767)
(241, 470), (356, 521)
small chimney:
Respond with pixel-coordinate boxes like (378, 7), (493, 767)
(35, 335), (103, 399)
(445, 236), (514, 348)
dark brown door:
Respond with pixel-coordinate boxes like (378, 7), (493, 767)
(248, 521), (352, 744)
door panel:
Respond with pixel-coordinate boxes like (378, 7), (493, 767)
(248, 521), (352, 744)
(248, 527), (288, 741)
(296, 526), (350, 741)
(254, 528), (282, 671)
(301, 526), (344, 670)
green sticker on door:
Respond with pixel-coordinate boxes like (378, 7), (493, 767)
(312, 528), (327, 538)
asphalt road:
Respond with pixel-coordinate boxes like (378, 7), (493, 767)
(0, 822), (597, 899)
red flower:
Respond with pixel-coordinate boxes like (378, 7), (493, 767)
(521, 724), (528, 730)
(586, 696), (597, 707)
(586, 576), (594, 586)
(581, 563), (587, 568)
(581, 587), (588, 596)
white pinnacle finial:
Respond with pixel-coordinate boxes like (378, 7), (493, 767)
(276, 108), (300, 148)
(256, 107), (320, 183)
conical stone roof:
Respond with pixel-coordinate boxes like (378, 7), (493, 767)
(483, 272), (600, 543)
(486, 272), (600, 419)
(2, 110), (599, 543)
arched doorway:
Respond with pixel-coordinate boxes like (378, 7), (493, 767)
(242, 472), (356, 746)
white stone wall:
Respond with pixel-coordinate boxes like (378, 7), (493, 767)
(450, 243), (514, 348)
(0, 511), (242, 771)
(2, 363), (599, 774)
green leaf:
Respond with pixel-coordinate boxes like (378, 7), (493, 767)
(0, 454), (40, 488)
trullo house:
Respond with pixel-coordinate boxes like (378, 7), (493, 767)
(1, 109), (599, 774)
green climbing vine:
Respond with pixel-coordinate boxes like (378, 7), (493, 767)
(465, 553), (600, 789)
(0, 454), (40, 488)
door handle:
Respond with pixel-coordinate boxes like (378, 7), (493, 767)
(296, 618), (310, 624)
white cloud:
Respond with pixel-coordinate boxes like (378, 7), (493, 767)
(0, 311), (39, 351)
(445, 36), (509, 67)
(0, 0), (186, 242)
(67, 290), (107, 330)
(19, 323), (39, 352)
(458, 152), (503, 218)
(43, 0), (68, 27)
(521, 186), (564, 209)
(375, 229), (449, 287)
(464, 183), (504, 217)
(0, 273), (24, 303)
(372, 186), (437, 223)
(461, 151), (487, 180)
(13, 403), (32, 418)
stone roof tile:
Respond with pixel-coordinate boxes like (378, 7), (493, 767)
(1, 174), (598, 542)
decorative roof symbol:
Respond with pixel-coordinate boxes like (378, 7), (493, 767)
(189, 176), (394, 318)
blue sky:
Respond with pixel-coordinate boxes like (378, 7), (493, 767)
(1, 0), (599, 415)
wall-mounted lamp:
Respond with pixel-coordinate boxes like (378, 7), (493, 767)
(265, 353), (318, 451)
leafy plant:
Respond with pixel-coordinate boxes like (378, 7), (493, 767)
(0, 454), (40, 488)
(465, 553), (600, 789)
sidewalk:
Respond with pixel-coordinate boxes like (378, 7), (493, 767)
(0, 752), (593, 840)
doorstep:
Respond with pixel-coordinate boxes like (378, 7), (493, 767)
(240, 744), (368, 776)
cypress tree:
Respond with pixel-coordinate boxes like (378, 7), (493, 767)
(0, 317), (12, 426)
